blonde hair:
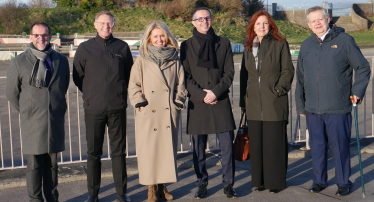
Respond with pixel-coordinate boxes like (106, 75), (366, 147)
(141, 21), (179, 55)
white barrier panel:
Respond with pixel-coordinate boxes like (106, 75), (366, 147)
(0, 38), (61, 46)
(0, 51), (24, 60)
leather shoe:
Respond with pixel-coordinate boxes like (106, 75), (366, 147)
(117, 194), (131, 202)
(335, 185), (353, 196)
(86, 195), (99, 202)
(194, 185), (207, 199)
(254, 186), (266, 191)
(223, 185), (238, 199)
(308, 183), (326, 193)
(270, 189), (279, 194)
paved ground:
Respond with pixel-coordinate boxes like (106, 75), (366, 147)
(0, 149), (374, 202)
(1, 50), (374, 201)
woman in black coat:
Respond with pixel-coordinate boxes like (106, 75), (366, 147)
(239, 11), (294, 193)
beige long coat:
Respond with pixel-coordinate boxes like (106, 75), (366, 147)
(128, 55), (186, 185)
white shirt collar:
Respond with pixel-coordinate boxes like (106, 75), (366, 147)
(319, 27), (330, 41)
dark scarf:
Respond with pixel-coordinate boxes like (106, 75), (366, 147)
(29, 43), (53, 88)
(193, 27), (218, 68)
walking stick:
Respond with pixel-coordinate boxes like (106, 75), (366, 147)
(350, 96), (365, 198)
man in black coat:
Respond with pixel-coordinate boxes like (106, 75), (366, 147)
(73, 11), (133, 202)
(180, 7), (237, 199)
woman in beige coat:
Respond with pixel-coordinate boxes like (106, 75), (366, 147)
(128, 21), (186, 202)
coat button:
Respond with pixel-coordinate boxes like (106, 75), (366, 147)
(165, 89), (169, 92)
(152, 91), (155, 93)
(167, 126), (170, 129)
(152, 110), (156, 113)
(166, 108), (169, 110)
(208, 82), (211, 84)
(154, 128), (157, 131)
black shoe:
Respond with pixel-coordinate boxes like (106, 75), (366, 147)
(117, 194), (131, 202)
(335, 185), (353, 196)
(194, 185), (207, 199)
(308, 183), (326, 193)
(254, 186), (266, 191)
(224, 185), (238, 199)
(270, 189), (279, 194)
(86, 195), (99, 202)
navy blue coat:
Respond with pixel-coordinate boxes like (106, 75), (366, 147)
(295, 25), (371, 115)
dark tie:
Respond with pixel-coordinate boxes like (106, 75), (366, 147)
(44, 58), (52, 85)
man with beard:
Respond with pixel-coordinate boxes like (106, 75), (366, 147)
(6, 21), (70, 202)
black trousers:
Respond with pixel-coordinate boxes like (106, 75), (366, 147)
(85, 109), (127, 196)
(247, 120), (288, 190)
(26, 153), (58, 202)
(192, 131), (235, 188)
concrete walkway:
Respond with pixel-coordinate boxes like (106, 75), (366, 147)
(1, 139), (374, 202)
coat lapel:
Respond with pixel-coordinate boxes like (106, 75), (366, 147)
(25, 48), (37, 67)
(50, 50), (60, 85)
(145, 59), (167, 86)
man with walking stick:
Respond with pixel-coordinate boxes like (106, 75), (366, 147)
(295, 6), (370, 196)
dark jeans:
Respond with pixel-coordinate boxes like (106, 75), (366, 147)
(85, 109), (127, 196)
(192, 131), (235, 188)
(26, 153), (58, 202)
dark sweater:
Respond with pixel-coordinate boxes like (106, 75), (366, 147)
(73, 34), (133, 111)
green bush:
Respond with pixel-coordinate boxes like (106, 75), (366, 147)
(56, 0), (75, 7)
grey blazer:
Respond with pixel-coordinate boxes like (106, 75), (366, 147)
(6, 48), (70, 154)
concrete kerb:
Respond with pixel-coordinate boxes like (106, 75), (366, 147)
(1, 139), (374, 190)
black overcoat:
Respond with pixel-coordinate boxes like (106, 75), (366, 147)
(180, 36), (236, 134)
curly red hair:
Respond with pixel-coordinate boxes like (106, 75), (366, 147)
(245, 11), (285, 51)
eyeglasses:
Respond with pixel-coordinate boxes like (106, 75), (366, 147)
(95, 21), (115, 28)
(31, 34), (49, 39)
(193, 17), (212, 22)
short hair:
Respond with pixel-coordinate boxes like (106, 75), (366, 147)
(307, 6), (329, 22)
(192, 7), (212, 21)
(141, 21), (179, 55)
(95, 10), (116, 25)
(30, 21), (51, 35)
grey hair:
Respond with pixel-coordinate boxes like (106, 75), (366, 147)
(141, 21), (179, 55)
(95, 10), (116, 25)
(192, 7), (212, 21)
(307, 6), (329, 22)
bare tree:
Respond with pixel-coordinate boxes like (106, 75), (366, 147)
(0, 0), (29, 34)
(28, 0), (54, 8)
(242, 0), (265, 17)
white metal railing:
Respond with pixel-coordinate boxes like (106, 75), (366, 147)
(0, 58), (373, 170)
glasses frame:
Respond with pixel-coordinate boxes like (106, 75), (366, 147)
(192, 17), (212, 22)
(31, 34), (50, 39)
(95, 21), (115, 28)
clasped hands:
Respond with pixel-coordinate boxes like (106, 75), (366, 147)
(203, 89), (217, 105)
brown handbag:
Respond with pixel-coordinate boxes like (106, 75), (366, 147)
(234, 111), (250, 161)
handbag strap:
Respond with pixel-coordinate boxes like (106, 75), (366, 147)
(239, 111), (247, 127)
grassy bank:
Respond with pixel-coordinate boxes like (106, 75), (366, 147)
(0, 7), (373, 46)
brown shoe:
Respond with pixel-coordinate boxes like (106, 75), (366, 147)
(148, 185), (158, 202)
(158, 184), (173, 200)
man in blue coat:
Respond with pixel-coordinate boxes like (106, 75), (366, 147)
(295, 6), (370, 196)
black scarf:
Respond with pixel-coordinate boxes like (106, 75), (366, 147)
(193, 27), (218, 68)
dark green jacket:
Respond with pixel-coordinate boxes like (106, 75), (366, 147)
(240, 35), (294, 121)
